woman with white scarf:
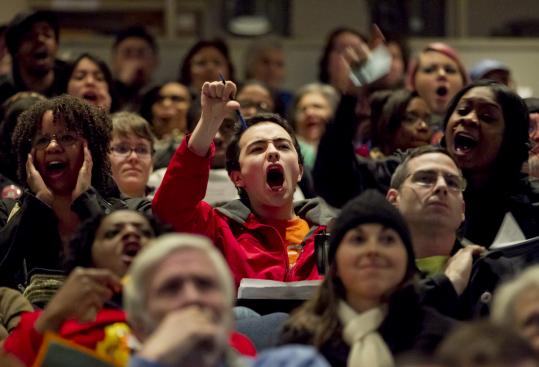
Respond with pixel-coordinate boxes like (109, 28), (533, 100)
(280, 190), (454, 367)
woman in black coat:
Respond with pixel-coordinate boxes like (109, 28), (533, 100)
(280, 190), (454, 367)
(0, 95), (151, 293)
(314, 80), (539, 248)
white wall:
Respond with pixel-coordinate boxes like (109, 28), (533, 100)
(4, 1), (539, 95)
(0, 1), (27, 23)
(60, 36), (539, 97)
(291, 0), (370, 38)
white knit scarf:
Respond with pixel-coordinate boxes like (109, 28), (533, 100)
(337, 300), (394, 367)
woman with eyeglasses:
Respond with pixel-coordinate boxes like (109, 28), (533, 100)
(236, 80), (275, 118)
(109, 112), (155, 198)
(369, 89), (432, 158)
(140, 81), (191, 141)
(178, 39), (235, 96)
(0, 95), (151, 295)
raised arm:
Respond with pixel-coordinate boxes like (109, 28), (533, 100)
(152, 81), (239, 232)
(313, 94), (401, 208)
(312, 26), (400, 207)
(188, 81), (239, 156)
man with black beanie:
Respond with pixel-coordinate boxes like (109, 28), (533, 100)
(0, 10), (68, 104)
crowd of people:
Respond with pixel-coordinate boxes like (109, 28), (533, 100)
(0, 8), (539, 367)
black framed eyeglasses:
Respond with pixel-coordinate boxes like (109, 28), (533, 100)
(406, 169), (467, 192)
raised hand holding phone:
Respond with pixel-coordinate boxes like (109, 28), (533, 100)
(347, 25), (391, 87)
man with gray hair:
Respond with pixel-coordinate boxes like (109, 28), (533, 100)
(124, 233), (329, 367)
(491, 265), (539, 352)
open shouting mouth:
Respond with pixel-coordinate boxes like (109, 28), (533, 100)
(436, 86), (448, 97)
(45, 160), (68, 180)
(266, 165), (285, 191)
(453, 132), (479, 154)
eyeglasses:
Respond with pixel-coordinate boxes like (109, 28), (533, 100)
(32, 132), (80, 150)
(239, 100), (271, 113)
(111, 144), (153, 157)
(156, 94), (188, 104)
(406, 169), (467, 192)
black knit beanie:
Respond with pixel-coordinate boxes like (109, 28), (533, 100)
(5, 11), (59, 57)
(328, 190), (416, 271)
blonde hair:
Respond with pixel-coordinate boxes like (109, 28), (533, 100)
(111, 111), (155, 151)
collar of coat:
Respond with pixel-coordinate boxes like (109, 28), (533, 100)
(215, 197), (337, 227)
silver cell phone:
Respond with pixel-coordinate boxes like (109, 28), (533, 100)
(349, 44), (392, 87)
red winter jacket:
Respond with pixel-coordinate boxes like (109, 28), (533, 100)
(4, 309), (256, 366)
(4, 309), (127, 366)
(152, 139), (334, 287)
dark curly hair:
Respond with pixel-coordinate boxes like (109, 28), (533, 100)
(12, 94), (112, 194)
(63, 210), (169, 274)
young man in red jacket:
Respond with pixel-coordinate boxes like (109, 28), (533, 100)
(152, 80), (333, 287)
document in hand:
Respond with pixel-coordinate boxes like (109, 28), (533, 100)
(237, 279), (322, 300)
(33, 332), (116, 367)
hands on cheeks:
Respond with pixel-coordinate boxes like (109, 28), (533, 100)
(25, 142), (93, 205)
(444, 244), (487, 296)
(138, 306), (227, 366)
(26, 150), (54, 206)
(72, 142), (93, 202)
(35, 267), (122, 333)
